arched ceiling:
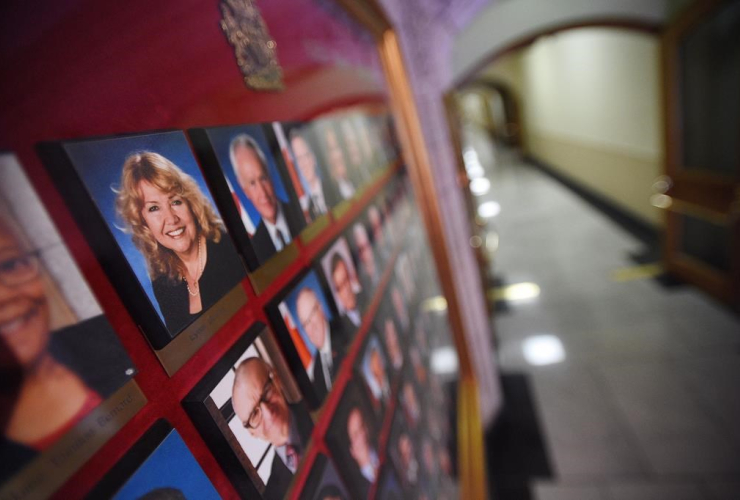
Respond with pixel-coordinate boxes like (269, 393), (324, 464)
(451, 0), (672, 85)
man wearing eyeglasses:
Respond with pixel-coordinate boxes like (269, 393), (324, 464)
(232, 357), (307, 500)
(295, 287), (348, 402)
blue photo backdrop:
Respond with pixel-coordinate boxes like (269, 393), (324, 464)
(284, 270), (334, 357)
(205, 124), (291, 232)
(113, 430), (219, 500)
(63, 131), (222, 323)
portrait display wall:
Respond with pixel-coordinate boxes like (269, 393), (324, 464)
(4, 106), (460, 500)
(1, 0), (472, 497)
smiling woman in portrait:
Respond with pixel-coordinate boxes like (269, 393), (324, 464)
(0, 181), (133, 482)
(115, 152), (245, 334)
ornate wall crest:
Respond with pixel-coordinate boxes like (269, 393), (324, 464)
(220, 0), (284, 91)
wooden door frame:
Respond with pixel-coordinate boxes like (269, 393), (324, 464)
(334, 1), (489, 497)
(661, 0), (740, 307)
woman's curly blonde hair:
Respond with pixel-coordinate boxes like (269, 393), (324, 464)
(114, 151), (223, 283)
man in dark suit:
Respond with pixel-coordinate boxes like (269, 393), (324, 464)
(350, 221), (379, 293)
(230, 133), (301, 263)
(232, 357), (307, 500)
(289, 128), (334, 218)
(347, 407), (379, 497)
(296, 287), (348, 401)
(329, 252), (366, 336)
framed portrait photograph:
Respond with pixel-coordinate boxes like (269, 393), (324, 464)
(183, 322), (313, 500)
(387, 411), (420, 492)
(373, 301), (405, 381)
(356, 333), (391, 418)
(365, 203), (392, 264)
(399, 371), (422, 430)
(265, 269), (353, 409)
(388, 279), (412, 336)
(349, 113), (383, 175)
(189, 123), (306, 268)
(319, 237), (367, 335)
(89, 420), (219, 500)
(37, 131), (248, 360)
(271, 121), (337, 225)
(394, 251), (418, 310)
(345, 216), (381, 295)
(336, 114), (372, 187)
(0, 154), (143, 500)
(324, 380), (380, 500)
(298, 453), (352, 500)
(311, 119), (359, 205)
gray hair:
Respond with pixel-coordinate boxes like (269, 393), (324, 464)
(229, 133), (269, 185)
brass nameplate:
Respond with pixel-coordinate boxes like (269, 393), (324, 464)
(156, 284), (248, 376)
(299, 214), (330, 245)
(0, 381), (146, 500)
(331, 199), (354, 220)
(248, 243), (300, 294)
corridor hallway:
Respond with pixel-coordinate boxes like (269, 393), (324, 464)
(466, 126), (740, 500)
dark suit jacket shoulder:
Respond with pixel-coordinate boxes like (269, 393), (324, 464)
(262, 453), (293, 500)
(250, 201), (304, 264)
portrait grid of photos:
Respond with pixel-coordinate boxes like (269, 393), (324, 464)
(3, 105), (463, 499)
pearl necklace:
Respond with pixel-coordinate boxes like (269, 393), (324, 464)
(184, 236), (204, 297)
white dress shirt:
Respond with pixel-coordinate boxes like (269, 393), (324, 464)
(337, 177), (356, 200)
(346, 308), (361, 328)
(308, 178), (328, 213)
(309, 325), (333, 391)
(263, 207), (291, 251)
(360, 450), (379, 483)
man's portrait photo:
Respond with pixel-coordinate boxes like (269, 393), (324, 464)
(278, 270), (351, 405)
(325, 383), (379, 500)
(198, 124), (305, 265)
(183, 326), (313, 500)
(358, 335), (391, 413)
(388, 412), (419, 490)
(273, 122), (339, 223)
(347, 219), (380, 294)
(320, 237), (366, 336)
(315, 120), (356, 202)
(338, 117), (371, 185)
(374, 299), (404, 380)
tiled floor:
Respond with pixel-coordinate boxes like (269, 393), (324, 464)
(463, 126), (740, 500)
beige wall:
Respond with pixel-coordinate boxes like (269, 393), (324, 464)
(478, 27), (665, 226)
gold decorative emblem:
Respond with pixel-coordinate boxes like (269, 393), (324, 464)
(220, 0), (284, 91)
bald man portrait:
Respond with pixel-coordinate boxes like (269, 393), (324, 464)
(295, 286), (349, 401)
(229, 133), (301, 263)
(232, 357), (310, 500)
